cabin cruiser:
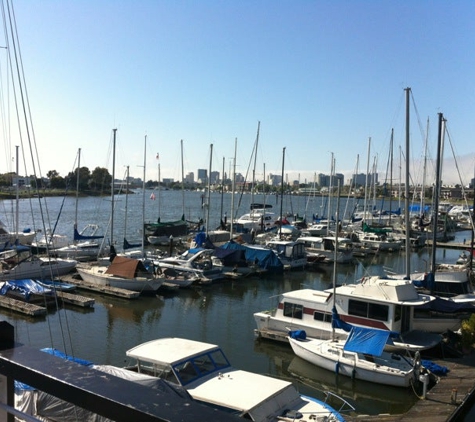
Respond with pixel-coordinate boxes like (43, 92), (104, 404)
(125, 337), (352, 421)
(253, 276), (460, 352)
(155, 248), (224, 283)
(296, 235), (354, 264)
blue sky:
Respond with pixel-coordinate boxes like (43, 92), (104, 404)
(2, 0), (475, 186)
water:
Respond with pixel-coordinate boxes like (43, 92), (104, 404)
(0, 190), (470, 416)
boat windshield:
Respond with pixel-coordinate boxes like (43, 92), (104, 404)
(173, 348), (230, 386)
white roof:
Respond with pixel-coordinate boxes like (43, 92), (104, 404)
(126, 337), (218, 365)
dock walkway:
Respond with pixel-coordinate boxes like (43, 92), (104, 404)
(345, 351), (475, 421)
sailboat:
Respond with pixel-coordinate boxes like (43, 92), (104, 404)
(145, 140), (189, 245)
(55, 147), (110, 261)
(287, 182), (421, 388)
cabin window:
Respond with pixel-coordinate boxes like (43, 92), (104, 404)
(394, 305), (402, 322)
(368, 303), (388, 321)
(283, 302), (303, 319)
(313, 311), (332, 323)
(348, 299), (367, 317)
(174, 360), (200, 385)
(209, 349), (230, 369)
(348, 299), (388, 322)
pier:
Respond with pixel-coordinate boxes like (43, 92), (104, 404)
(345, 350), (475, 421)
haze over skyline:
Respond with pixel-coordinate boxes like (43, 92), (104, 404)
(1, 1), (474, 188)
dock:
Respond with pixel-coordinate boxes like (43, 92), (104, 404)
(345, 351), (475, 421)
(62, 273), (140, 299)
(57, 291), (95, 308)
(426, 240), (472, 251)
(0, 296), (47, 317)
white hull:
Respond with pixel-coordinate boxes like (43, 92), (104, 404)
(288, 337), (415, 388)
(0, 256), (77, 280)
(76, 265), (162, 293)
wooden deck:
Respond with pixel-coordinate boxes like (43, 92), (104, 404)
(62, 274), (140, 299)
(345, 351), (475, 421)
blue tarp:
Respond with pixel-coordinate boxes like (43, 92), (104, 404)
(343, 326), (390, 357)
(0, 279), (53, 301)
(219, 241), (284, 272)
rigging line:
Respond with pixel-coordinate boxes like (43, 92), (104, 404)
(444, 125), (474, 232)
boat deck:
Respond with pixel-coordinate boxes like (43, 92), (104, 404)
(62, 273), (140, 299)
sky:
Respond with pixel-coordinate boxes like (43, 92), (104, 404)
(1, 0), (475, 187)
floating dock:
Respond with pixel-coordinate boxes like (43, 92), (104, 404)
(62, 274), (140, 299)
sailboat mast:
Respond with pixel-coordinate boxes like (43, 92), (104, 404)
(75, 148), (81, 232)
(279, 147), (285, 239)
(404, 88), (411, 279)
(430, 113), (445, 281)
(251, 121), (260, 211)
(389, 129), (394, 224)
(230, 138), (237, 240)
(181, 139), (185, 215)
(332, 180), (341, 341)
(364, 138), (371, 222)
(124, 165), (130, 246)
(111, 128), (117, 247)
(206, 144), (213, 236)
(142, 135), (147, 254)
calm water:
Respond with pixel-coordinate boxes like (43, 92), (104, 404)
(0, 190), (470, 416)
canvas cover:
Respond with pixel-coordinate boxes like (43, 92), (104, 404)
(105, 256), (149, 279)
(219, 241), (283, 272)
(343, 326), (390, 357)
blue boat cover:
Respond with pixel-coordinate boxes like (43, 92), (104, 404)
(343, 326), (390, 356)
(0, 279), (53, 301)
(219, 241), (284, 272)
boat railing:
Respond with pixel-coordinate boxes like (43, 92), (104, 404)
(323, 390), (356, 415)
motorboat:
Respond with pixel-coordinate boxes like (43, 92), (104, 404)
(296, 236), (354, 264)
(0, 254), (77, 281)
(254, 276), (447, 352)
(265, 239), (307, 270)
(76, 256), (163, 293)
(155, 248), (224, 282)
(288, 327), (420, 388)
(125, 337), (353, 421)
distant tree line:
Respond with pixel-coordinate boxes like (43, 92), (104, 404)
(0, 166), (113, 194)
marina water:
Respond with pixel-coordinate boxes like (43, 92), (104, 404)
(0, 190), (470, 416)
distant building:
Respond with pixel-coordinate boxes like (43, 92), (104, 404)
(317, 173), (344, 188)
(197, 169), (208, 184)
(351, 173), (378, 187)
(184, 172), (194, 184)
(269, 174), (282, 186)
(210, 171), (220, 184)
(162, 178), (174, 186)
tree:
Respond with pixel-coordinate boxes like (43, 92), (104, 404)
(90, 167), (111, 192)
(47, 170), (59, 179)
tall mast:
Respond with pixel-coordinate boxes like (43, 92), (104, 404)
(429, 113), (445, 288)
(404, 88), (410, 279)
(230, 138), (237, 240)
(279, 147), (285, 239)
(251, 121), (260, 211)
(74, 148), (81, 232)
(142, 135), (147, 254)
(181, 139), (185, 216)
(111, 128), (117, 247)
(331, 180), (340, 342)
(364, 138), (371, 222)
(206, 144), (213, 236)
